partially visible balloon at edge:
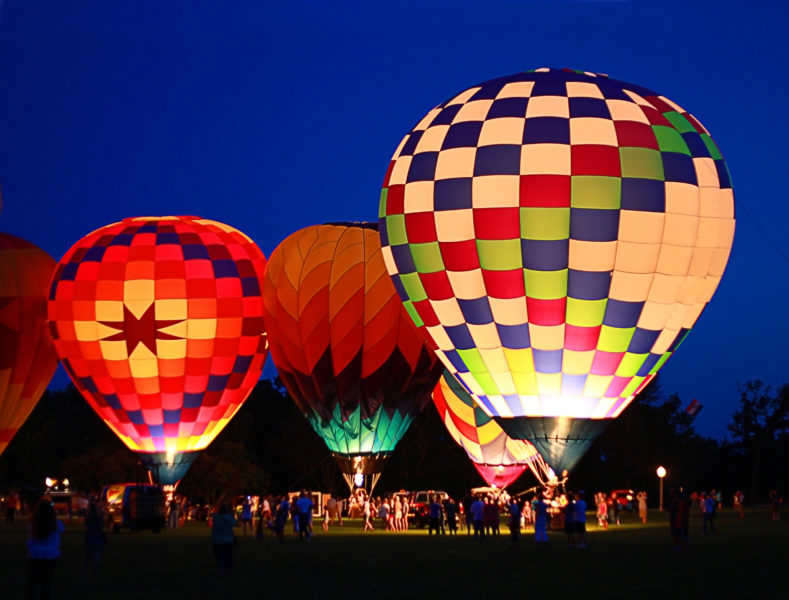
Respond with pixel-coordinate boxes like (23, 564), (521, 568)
(0, 232), (58, 456)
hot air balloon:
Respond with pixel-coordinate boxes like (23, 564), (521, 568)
(379, 68), (735, 476)
(433, 370), (548, 488)
(0, 233), (58, 456)
(262, 223), (443, 493)
(48, 216), (268, 486)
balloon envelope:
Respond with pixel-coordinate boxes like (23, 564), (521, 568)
(47, 216), (268, 484)
(0, 233), (58, 455)
(433, 370), (542, 488)
(379, 68), (735, 473)
(262, 223), (443, 475)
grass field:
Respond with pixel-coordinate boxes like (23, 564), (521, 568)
(1, 508), (786, 599)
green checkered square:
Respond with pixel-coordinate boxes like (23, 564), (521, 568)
(524, 268), (568, 300)
(663, 111), (696, 134)
(653, 125), (691, 155)
(476, 239), (522, 270)
(571, 176), (622, 209)
(384, 214), (408, 245)
(597, 325), (635, 353)
(520, 207), (570, 240)
(399, 272), (428, 302)
(615, 352), (648, 377)
(565, 298), (607, 327)
(410, 242), (445, 273)
(379, 188), (389, 219)
(619, 147), (665, 180)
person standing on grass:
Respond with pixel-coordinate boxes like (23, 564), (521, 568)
(637, 491), (648, 524)
(379, 497), (390, 530)
(394, 496), (403, 531)
(610, 492), (620, 525)
(24, 497), (65, 600)
(669, 489), (689, 552)
(210, 503), (237, 576)
(733, 490), (745, 519)
(363, 496), (374, 532)
(168, 497), (179, 529)
(240, 497), (253, 536)
(445, 497), (458, 535)
(81, 500), (105, 580)
(322, 499), (330, 532)
(274, 496), (289, 544)
(574, 491), (587, 549)
(533, 493), (549, 549)
(563, 493), (575, 548)
(597, 496), (608, 529)
(470, 495), (485, 538)
(428, 495), (443, 535)
(702, 492), (717, 534)
(508, 498), (521, 547)
(296, 491), (313, 540)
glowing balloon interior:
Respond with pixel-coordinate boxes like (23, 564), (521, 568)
(262, 223), (442, 483)
(379, 68), (734, 473)
(0, 233), (58, 456)
(433, 370), (547, 488)
(47, 216), (268, 484)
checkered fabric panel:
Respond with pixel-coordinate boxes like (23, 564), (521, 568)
(380, 68), (735, 420)
(0, 233), (58, 456)
(47, 216), (268, 454)
(262, 223), (443, 463)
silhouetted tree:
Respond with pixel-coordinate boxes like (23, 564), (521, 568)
(728, 381), (789, 502)
(178, 441), (270, 506)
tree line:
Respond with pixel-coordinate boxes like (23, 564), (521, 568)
(1, 376), (786, 506)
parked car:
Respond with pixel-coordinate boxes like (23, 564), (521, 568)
(407, 490), (449, 528)
(100, 483), (166, 533)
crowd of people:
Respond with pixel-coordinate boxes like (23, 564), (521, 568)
(6, 482), (782, 594)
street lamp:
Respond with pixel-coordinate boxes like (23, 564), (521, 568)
(656, 466), (667, 511)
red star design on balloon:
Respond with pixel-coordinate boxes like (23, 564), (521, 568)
(99, 303), (185, 355)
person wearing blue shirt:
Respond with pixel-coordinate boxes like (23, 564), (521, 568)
(296, 491), (314, 540)
(210, 503), (238, 575)
(25, 497), (65, 600)
(428, 496), (443, 535)
(574, 491), (588, 548)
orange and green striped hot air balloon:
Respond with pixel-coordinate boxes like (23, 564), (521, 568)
(263, 223), (442, 491)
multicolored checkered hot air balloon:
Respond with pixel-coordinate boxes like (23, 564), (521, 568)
(48, 216), (268, 485)
(433, 370), (546, 489)
(0, 233), (58, 456)
(379, 68), (735, 474)
(262, 223), (443, 492)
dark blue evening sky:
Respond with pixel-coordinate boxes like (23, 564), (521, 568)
(1, 0), (787, 439)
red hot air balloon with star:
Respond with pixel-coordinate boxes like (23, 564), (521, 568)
(47, 216), (268, 485)
(0, 233), (58, 456)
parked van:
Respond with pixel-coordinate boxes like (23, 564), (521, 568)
(100, 483), (166, 533)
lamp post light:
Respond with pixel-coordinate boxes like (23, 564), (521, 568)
(657, 466), (667, 511)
